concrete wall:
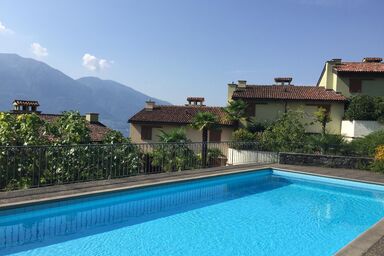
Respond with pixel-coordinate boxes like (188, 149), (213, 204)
(341, 120), (384, 140)
(130, 123), (234, 144)
(279, 152), (373, 170)
(227, 148), (278, 165)
(247, 101), (344, 134)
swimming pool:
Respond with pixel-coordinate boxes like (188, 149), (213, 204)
(1, 168), (384, 256)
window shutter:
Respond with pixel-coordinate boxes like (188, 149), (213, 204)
(141, 126), (152, 140)
(349, 79), (362, 93)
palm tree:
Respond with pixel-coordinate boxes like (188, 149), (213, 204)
(191, 112), (218, 167)
(223, 99), (248, 127)
(158, 128), (190, 143)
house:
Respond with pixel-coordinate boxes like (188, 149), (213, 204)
(317, 57), (384, 97)
(10, 100), (111, 142)
(228, 78), (346, 134)
(128, 98), (235, 143)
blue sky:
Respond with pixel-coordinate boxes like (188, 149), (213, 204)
(0, 0), (383, 105)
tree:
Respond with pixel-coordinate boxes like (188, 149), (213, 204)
(0, 112), (18, 146)
(152, 128), (196, 171)
(345, 95), (377, 121)
(191, 112), (218, 167)
(314, 107), (331, 136)
(158, 128), (190, 143)
(261, 110), (306, 152)
(224, 100), (248, 123)
(47, 111), (91, 145)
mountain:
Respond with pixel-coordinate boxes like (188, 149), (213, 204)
(0, 53), (170, 135)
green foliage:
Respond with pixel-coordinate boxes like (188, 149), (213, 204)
(261, 110), (306, 152)
(103, 130), (130, 144)
(158, 128), (190, 143)
(314, 107), (331, 135)
(151, 144), (198, 172)
(0, 112), (18, 146)
(350, 130), (384, 157)
(246, 117), (272, 133)
(305, 134), (346, 155)
(345, 95), (379, 121)
(224, 100), (248, 122)
(371, 160), (384, 172)
(232, 128), (257, 142)
(48, 111), (91, 145)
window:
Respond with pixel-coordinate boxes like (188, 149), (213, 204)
(141, 126), (152, 140)
(349, 79), (362, 93)
(246, 102), (256, 116)
(209, 129), (222, 142)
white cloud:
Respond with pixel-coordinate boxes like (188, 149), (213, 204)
(0, 21), (14, 34)
(31, 43), (48, 57)
(82, 53), (112, 71)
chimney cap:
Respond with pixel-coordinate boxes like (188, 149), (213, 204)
(274, 77), (292, 84)
(237, 80), (247, 88)
(330, 58), (342, 63)
(85, 113), (99, 123)
(362, 57), (382, 63)
(187, 97), (205, 102)
(12, 99), (40, 107)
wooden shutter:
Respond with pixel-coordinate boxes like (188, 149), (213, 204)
(209, 129), (222, 142)
(141, 126), (152, 140)
(349, 79), (362, 93)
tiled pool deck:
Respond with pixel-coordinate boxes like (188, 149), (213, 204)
(1, 164), (384, 256)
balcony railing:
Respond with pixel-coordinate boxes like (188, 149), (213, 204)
(0, 141), (278, 191)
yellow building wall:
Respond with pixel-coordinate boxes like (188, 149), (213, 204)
(247, 101), (344, 134)
(129, 123), (234, 144)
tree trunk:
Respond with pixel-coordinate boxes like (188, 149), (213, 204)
(202, 128), (208, 167)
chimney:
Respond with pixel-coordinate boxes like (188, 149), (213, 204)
(145, 100), (155, 111)
(186, 97), (205, 106)
(237, 80), (247, 89)
(274, 77), (292, 86)
(12, 100), (41, 113)
(362, 57), (382, 63)
(86, 113), (99, 123)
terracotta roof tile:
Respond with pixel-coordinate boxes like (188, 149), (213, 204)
(13, 100), (40, 106)
(334, 62), (384, 73)
(129, 106), (233, 126)
(232, 85), (346, 102)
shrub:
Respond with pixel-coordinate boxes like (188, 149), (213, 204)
(349, 130), (384, 157)
(261, 110), (306, 152)
(371, 145), (384, 172)
(305, 134), (346, 155)
(246, 117), (273, 133)
(345, 95), (378, 121)
(232, 128), (257, 142)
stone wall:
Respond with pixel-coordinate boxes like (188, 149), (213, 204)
(279, 152), (374, 170)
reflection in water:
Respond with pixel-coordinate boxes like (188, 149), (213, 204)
(0, 173), (286, 254)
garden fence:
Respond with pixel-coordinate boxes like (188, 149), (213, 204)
(0, 141), (278, 191)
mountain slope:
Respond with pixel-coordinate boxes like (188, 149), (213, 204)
(0, 53), (170, 135)
(77, 77), (169, 134)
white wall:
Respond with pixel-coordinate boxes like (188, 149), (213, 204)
(341, 120), (384, 140)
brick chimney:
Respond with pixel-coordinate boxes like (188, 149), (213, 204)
(12, 100), (41, 114)
(86, 113), (99, 123)
(186, 97), (205, 106)
(274, 77), (292, 86)
(362, 57), (382, 63)
(145, 100), (155, 111)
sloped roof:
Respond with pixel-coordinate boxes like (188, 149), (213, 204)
(232, 85), (346, 102)
(333, 62), (384, 73)
(129, 105), (233, 126)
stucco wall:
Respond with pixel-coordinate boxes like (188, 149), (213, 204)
(341, 120), (384, 140)
(130, 123), (234, 143)
(248, 101), (344, 134)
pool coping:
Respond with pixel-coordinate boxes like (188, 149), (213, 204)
(1, 164), (384, 256)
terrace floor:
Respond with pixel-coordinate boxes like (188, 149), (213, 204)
(1, 163), (384, 256)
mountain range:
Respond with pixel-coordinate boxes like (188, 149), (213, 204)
(0, 53), (170, 135)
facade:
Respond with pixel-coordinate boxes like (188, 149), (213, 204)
(317, 57), (384, 97)
(128, 98), (234, 143)
(10, 100), (111, 142)
(228, 78), (346, 134)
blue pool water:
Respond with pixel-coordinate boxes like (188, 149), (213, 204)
(1, 169), (384, 256)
